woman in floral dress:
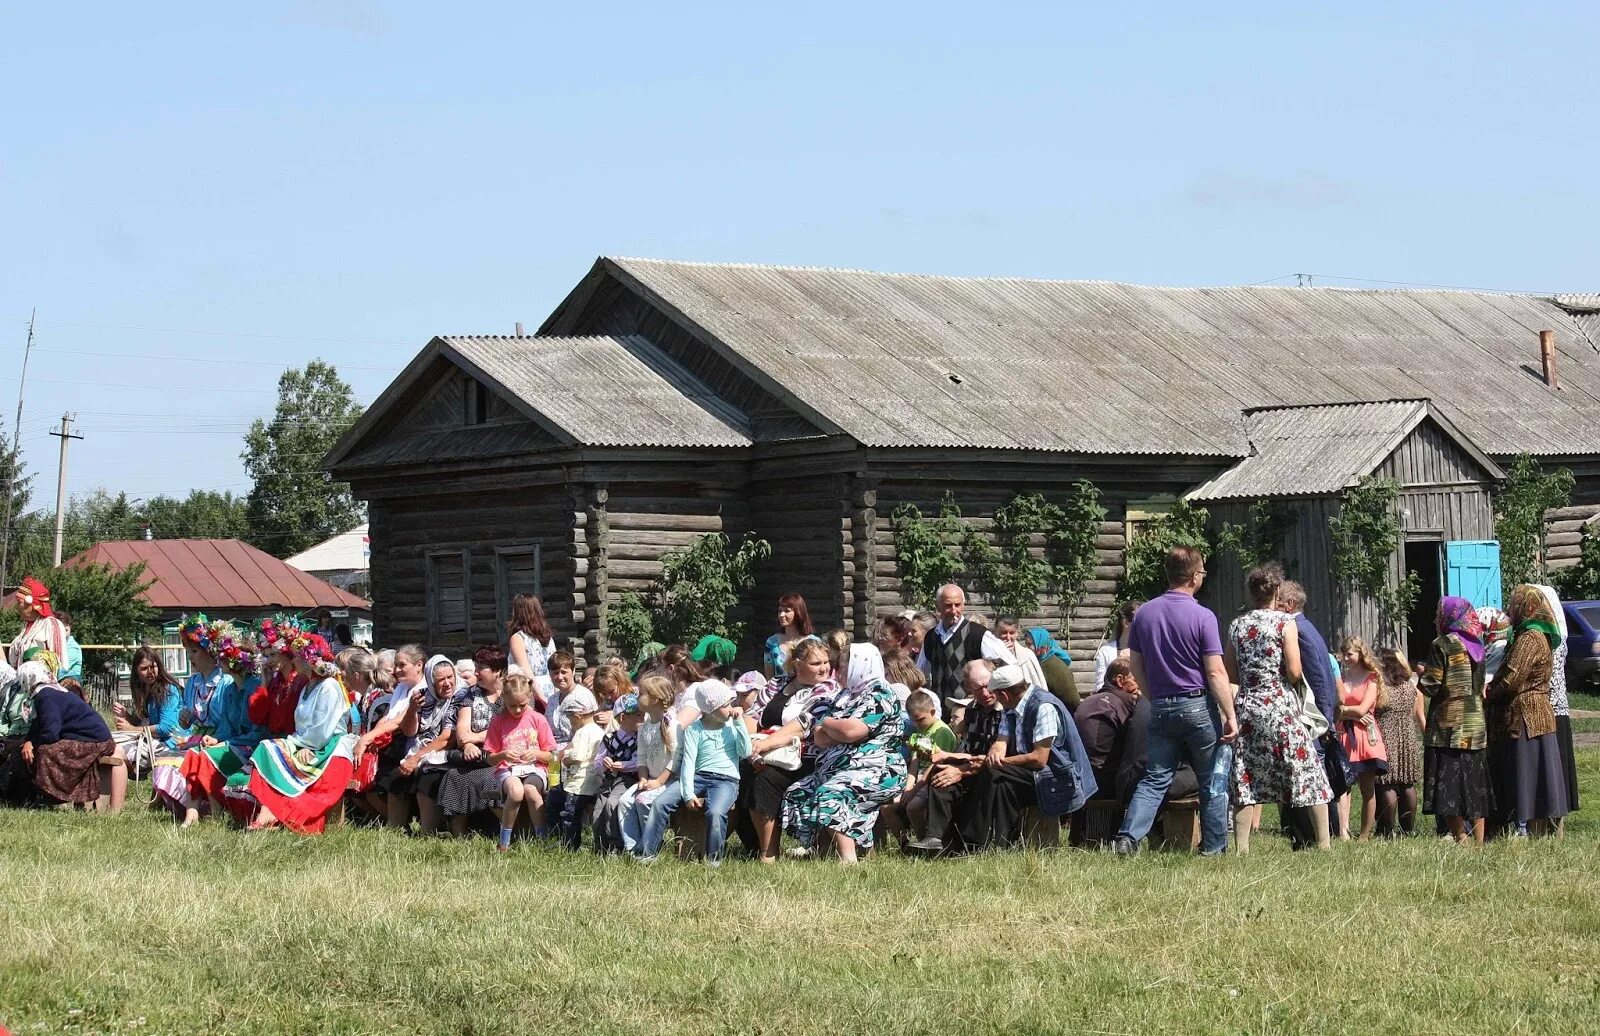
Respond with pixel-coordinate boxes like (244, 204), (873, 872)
(1223, 565), (1332, 853)
(778, 643), (906, 864)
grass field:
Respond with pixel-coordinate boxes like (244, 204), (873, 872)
(2, 754), (1598, 1036)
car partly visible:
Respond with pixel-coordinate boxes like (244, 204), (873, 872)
(1562, 601), (1600, 692)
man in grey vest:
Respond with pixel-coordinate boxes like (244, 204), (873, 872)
(916, 583), (1011, 715)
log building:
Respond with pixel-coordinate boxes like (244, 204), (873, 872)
(325, 258), (1600, 672)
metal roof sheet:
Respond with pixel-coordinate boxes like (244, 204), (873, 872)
(69, 539), (370, 611)
(440, 335), (751, 449)
(605, 258), (1600, 457)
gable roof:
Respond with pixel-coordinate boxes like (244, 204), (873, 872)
(68, 539), (370, 611)
(569, 257), (1600, 458)
(284, 523), (369, 573)
(1188, 400), (1503, 501)
(326, 334), (750, 470)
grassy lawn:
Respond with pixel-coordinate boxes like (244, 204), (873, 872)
(2, 755), (1598, 1036)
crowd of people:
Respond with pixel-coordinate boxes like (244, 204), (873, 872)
(0, 553), (1581, 860)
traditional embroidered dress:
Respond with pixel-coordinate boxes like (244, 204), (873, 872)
(151, 666), (233, 812)
(181, 671), (268, 811)
(246, 675), (357, 834)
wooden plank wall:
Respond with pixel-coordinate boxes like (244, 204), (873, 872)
(747, 476), (847, 645)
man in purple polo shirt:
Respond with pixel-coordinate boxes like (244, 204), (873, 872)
(1112, 546), (1238, 856)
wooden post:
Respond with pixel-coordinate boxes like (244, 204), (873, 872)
(587, 482), (609, 666)
(568, 485), (589, 667)
(850, 477), (879, 636)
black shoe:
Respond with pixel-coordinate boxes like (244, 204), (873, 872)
(904, 836), (945, 857)
(1111, 835), (1139, 858)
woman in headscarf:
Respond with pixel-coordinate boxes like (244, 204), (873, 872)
(630, 641), (666, 681)
(1025, 627), (1081, 711)
(1485, 586), (1570, 837)
(994, 619), (1050, 699)
(378, 654), (458, 834)
(775, 643), (907, 864)
(1419, 597), (1491, 844)
(19, 659), (117, 807)
(7, 577), (67, 670)
(1534, 584), (1579, 823)
(740, 636), (836, 862)
(0, 658), (33, 803)
(1477, 607), (1512, 681)
(245, 636), (360, 834)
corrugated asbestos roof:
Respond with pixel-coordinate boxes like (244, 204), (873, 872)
(1189, 401), (1428, 500)
(71, 540), (370, 611)
(285, 524), (368, 573)
(604, 257), (1600, 457)
(440, 335), (752, 449)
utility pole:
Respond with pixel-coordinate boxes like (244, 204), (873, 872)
(0, 310), (35, 591)
(49, 413), (82, 567)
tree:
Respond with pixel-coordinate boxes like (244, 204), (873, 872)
(890, 494), (967, 610)
(1493, 454), (1574, 598)
(1215, 499), (1297, 573)
(9, 490), (144, 579)
(242, 360), (366, 558)
(0, 560), (158, 663)
(602, 533), (773, 657)
(141, 490), (251, 540)
(0, 429), (34, 589)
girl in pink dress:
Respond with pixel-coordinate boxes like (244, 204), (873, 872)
(1336, 636), (1389, 841)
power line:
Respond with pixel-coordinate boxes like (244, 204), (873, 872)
(9, 315), (416, 349)
(34, 346), (401, 374)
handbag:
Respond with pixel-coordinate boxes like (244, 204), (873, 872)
(757, 727), (802, 771)
(1297, 679), (1330, 740)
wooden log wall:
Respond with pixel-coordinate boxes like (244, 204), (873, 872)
(870, 481), (1130, 682)
(748, 475), (848, 643)
(1544, 504), (1600, 573)
(365, 491), (578, 658)
(603, 486), (753, 661)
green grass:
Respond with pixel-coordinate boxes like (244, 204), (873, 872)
(1568, 689), (1600, 714)
(2, 755), (1599, 1036)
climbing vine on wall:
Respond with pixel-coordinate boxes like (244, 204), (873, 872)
(1493, 453), (1574, 600)
(890, 494), (967, 611)
(1116, 499), (1212, 605)
(1215, 499), (1297, 574)
(890, 483), (1106, 624)
(1329, 476), (1416, 639)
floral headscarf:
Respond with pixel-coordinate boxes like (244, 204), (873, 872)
(845, 642), (887, 695)
(1475, 606), (1510, 646)
(1436, 596), (1485, 664)
(1508, 584), (1563, 650)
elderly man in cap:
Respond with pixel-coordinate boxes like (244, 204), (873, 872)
(910, 661), (1093, 854)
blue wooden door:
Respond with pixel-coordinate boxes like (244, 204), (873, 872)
(1445, 541), (1502, 610)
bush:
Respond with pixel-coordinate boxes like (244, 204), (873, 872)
(603, 533), (772, 655)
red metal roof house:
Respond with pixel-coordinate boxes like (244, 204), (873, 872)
(53, 539), (371, 625)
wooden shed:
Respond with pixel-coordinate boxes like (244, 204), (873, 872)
(327, 257), (1600, 668)
(1192, 400), (1504, 657)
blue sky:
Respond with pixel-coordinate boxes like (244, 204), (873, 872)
(2, 2), (1596, 507)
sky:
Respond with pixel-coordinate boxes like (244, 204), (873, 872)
(2, 2), (1597, 509)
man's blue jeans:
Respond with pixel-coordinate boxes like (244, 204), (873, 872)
(1118, 694), (1229, 854)
(637, 773), (740, 861)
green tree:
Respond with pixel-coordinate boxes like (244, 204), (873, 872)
(602, 533), (772, 655)
(242, 360), (366, 558)
(141, 489), (251, 540)
(1329, 476), (1417, 640)
(0, 429), (34, 589)
(0, 560), (157, 664)
(1493, 454), (1574, 598)
(9, 490), (145, 578)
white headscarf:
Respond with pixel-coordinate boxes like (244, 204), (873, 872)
(1534, 585), (1568, 638)
(17, 660), (52, 695)
(845, 643), (886, 695)
(423, 654), (456, 704)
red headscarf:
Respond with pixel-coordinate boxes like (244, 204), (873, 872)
(16, 577), (53, 619)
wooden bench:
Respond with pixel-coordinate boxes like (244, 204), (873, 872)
(94, 754), (126, 813)
(1153, 796), (1201, 851)
(1021, 807), (1061, 849)
(671, 801), (710, 860)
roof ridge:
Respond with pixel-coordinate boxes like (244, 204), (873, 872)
(1243, 398), (1430, 416)
(607, 256), (1562, 300)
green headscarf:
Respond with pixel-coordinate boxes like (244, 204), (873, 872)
(690, 634), (737, 667)
(631, 641), (667, 679)
(1509, 584), (1563, 650)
